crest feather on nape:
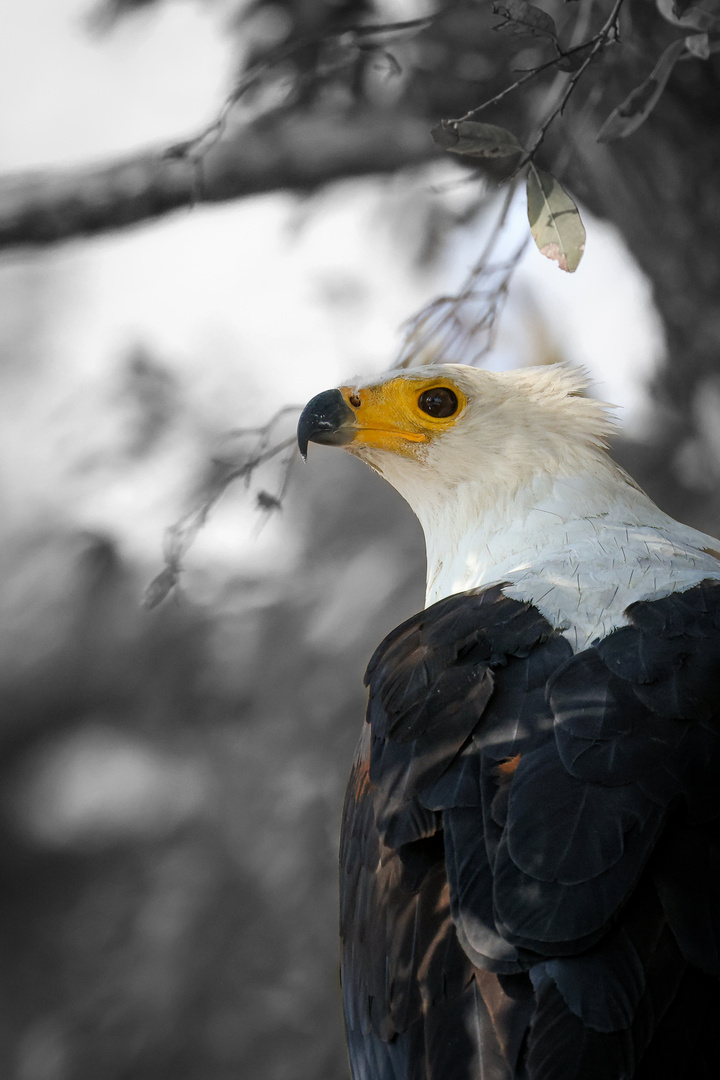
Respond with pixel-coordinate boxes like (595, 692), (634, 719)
(500, 362), (619, 450)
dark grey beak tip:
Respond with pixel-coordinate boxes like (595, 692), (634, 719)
(298, 440), (308, 462)
(297, 389), (356, 459)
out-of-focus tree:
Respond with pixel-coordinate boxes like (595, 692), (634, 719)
(0, 451), (426, 1080)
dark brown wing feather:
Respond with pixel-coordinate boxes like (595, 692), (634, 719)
(340, 580), (720, 1080)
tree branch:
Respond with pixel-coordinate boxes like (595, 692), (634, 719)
(143, 408), (301, 609)
(0, 108), (438, 250)
(396, 179), (526, 368)
(519, 0), (625, 164)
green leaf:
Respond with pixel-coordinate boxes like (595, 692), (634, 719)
(492, 1), (558, 39)
(597, 38), (686, 142)
(431, 120), (525, 159)
(526, 165), (586, 273)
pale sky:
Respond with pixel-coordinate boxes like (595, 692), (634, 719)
(0, 0), (234, 169)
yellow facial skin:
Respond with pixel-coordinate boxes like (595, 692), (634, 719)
(337, 376), (467, 458)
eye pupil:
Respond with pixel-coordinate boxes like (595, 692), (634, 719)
(418, 387), (458, 418)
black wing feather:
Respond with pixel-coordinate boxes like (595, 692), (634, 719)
(340, 580), (720, 1079)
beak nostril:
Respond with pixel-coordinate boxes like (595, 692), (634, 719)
(349, 393), (361, 408)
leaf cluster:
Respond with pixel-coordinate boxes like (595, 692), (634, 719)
(425, 0), (720, 273)
(432, 119), (585, 272)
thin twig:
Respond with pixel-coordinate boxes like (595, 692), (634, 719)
(450, 0), (625, 129)
(143, 412), (300, 608)
(520, 0), (625, 164)
(395, 180), (526, 369)
(343, 15), (438, 40)
(451, 50), (576, 123)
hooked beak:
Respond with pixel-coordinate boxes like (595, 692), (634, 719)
(297, 389), (357, 460)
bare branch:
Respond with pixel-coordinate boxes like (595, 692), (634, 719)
(143, 409), (301, 608)
(0, 109), (437, 251)
(519, 0), (626, 164)
(450, 55), (570, 124)
(451, 0), (626, 135)
(396, 180), (527, 368)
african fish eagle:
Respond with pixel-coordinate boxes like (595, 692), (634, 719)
(296, 362), (720, 1080)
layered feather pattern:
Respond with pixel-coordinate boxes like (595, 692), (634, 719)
(340, 581), (720, 1079)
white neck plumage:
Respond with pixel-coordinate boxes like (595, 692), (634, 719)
(411, 456), (720, 652)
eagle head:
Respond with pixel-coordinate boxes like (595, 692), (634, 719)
(297, 362), (616, 510)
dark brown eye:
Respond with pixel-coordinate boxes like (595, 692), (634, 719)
(418, 387), (458, 418)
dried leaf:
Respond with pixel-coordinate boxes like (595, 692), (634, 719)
(597, 38), (686, 142)
(656, 0), (719, 31)
(492, 0), (558, 39)
(143, 566), (179, 610)
(432, 120), (525, 159)
(256, 490), (283, 512)
(526, 165), (585, 273)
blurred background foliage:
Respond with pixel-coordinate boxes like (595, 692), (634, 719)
(0, 440), (425, 1079)
(2, 0), (720, 1077)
